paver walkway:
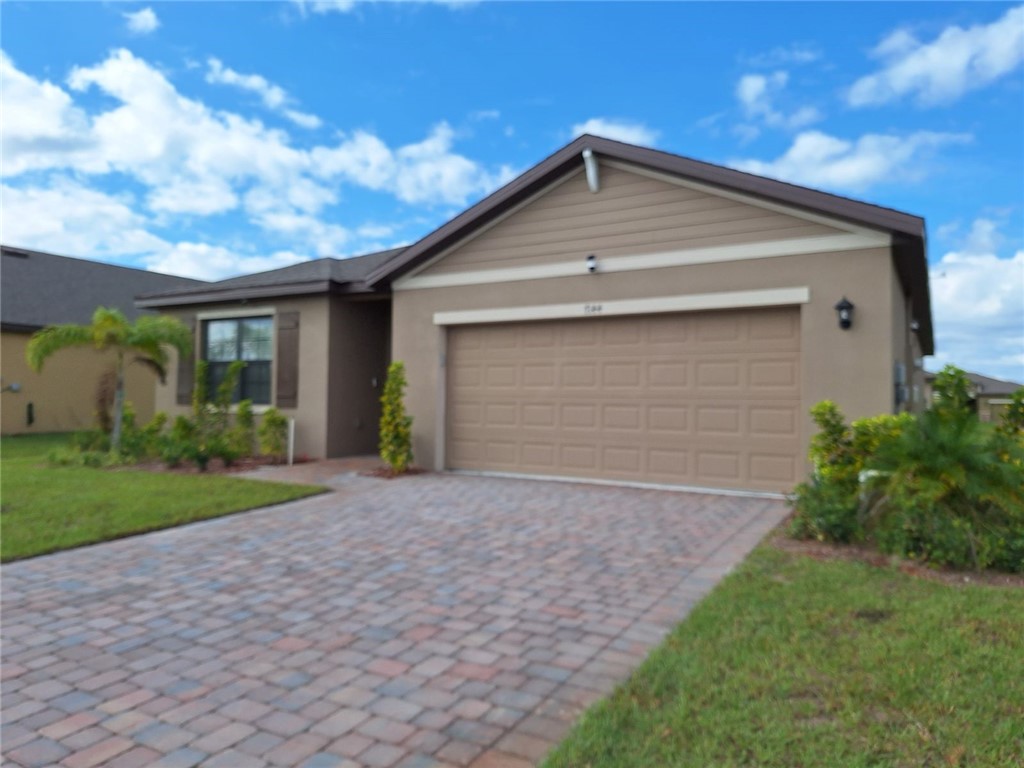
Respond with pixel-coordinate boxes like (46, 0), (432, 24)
(2, 470), (787, 767)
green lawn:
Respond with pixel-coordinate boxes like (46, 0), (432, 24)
(545, 545), (1024, 768)
(0, 433), (327, 562)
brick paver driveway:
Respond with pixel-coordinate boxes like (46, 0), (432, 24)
(2, 471), (787, 768)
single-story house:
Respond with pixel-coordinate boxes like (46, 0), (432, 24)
(1, 246), (203, 435)
(924, 370), (1022, 422)
(138, 135), (934, 493)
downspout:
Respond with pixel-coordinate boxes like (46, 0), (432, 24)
(582, 148), (600, 193)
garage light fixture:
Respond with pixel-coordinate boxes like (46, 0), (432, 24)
(586, 254), (597, 273)
(834, 297), (855, 330)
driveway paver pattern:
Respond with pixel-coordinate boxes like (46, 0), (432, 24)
(2, 471), (787, 767)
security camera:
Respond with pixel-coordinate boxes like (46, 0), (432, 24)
(586, 254), (597, 273)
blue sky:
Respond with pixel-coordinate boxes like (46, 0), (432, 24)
(2, 1), (1022, 380)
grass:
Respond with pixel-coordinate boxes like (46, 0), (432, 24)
(1, 433), (327, 562)
(544, 545), (1024, 768)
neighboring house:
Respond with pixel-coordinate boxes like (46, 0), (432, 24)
(1, 246), (203, 435)
(924, 370), (1023, 422)
(140, 135), (934, 493)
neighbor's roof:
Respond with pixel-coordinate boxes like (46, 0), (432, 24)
(925, 370), (1023, 396)
(134, 247), (405, 308)
(365, 134), (934, 354)
(1, 245), (204, 332)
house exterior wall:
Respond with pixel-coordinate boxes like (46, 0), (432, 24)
(1, 331), (158, 435)
(393, 246), (898, 475)
(154, 296), (332, 458)
(326, 295), (391, 457)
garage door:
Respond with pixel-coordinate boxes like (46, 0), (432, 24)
(445, 306), (801, 492)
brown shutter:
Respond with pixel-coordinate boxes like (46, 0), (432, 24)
(275, 312), (300, 408)
(176, 316), (197, 406)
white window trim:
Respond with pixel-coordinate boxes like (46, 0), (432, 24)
(433, 286), (810, 326)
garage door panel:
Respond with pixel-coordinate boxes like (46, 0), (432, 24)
(447, 307), (801, 491)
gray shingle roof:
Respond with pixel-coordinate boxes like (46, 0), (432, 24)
(926, 370), (1023, 396)
(135, 247), (407, 307)
(1, 246), (204, 331)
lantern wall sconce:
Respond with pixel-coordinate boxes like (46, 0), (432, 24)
(834, 297), (855, 330)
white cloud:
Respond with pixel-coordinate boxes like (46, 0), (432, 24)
(730, 129), (971, 192)
(0, 52), (92, 175)
(144, 243), (308, 281)
(848, 6), (1024, 107)
(736, 71), (822, 131)
(123, 7), (160, 35)
(0, 177), (315, 281)
(743, 44), (822, 68)
(470, 109), (500, 121)
(0, 178), (167, 258)
(292, 0), (476, 14)
(206, 58), (322, 129)
(929, 219), (1024, 382)
(571, 118), (658, 147)
(311, 122), (515, 206)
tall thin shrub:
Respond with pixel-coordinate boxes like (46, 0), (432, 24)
(379, 361), (413, 473)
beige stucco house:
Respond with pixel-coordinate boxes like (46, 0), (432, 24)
(1, 246), (202, 435)
(140, 135), (934, 493)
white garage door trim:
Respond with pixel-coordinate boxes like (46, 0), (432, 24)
(433, 286), (809, 326)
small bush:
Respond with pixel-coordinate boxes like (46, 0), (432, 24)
(379, 361), (413, 473)
(997, 388), (1024, 439)
(789, 478), (861, 543)
(229, 399), (257, 458)
(48, 448), (115, 468)
(69, 429), (110, 453)
(259, 407), (288, 463)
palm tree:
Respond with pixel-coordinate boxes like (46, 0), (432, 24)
(27, 307), (192, 453)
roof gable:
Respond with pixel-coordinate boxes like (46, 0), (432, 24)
(367, 134), (933, 354)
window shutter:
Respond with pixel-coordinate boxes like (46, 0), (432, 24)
(276, 311), (300, 408)
(176, 316), (197, 406)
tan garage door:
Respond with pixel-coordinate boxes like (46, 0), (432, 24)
(446, 306), (801, 492)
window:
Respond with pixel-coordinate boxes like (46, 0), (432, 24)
(203, 316), (273, 404)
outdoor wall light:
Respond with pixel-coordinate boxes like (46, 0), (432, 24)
(834, 297), (855, 330)
(1, 382), (22, 393)
(586, 254), (597, 273)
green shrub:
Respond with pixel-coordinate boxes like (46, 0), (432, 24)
(931, 364), (975, 417)
(69, 428), (110, 453)
(866, 409), (1024, 571)
(229, 399), (256, 457)
(789, 478), (862, 543)
(258, 407), (288, 462)
(118, 404), (168, 461)
(789, 381), (1023, 573)
(379, 361), (413, 473)
(997, 388), (1024, 439)
(48, 448), (115, 468)
(158, 435), (189, 468)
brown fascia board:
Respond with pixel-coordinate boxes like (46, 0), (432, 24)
(365, 133), (933, 354)
(135, 279), (379, 309)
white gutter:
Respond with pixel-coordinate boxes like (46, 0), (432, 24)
(582, 148), (600, 193)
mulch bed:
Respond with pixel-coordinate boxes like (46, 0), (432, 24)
(771, 533), (1024, 589)
(359, 466), (428, 479)
(123, 456), (306, 476)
